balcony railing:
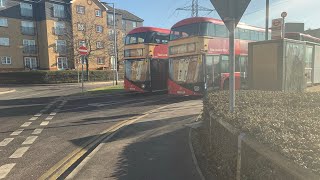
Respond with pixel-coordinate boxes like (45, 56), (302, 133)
(23, 45), (37, 54)
(21, 9), (33, 17)
(21, 26), (35, 35)
(53, 27), (65, 35)
(55, 46), (67, 54)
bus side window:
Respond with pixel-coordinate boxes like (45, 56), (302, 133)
(215, 24), (228, 38)
(251, 30), (259, 41)
(208, 23), (215, 37)
(220, 55), (229, 73)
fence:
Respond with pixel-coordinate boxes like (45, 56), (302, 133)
(202, 108), (320, 180)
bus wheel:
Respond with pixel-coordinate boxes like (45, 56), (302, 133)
(223, 79), (229, 90)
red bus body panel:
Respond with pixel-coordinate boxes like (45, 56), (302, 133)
(168, 79), (201, 96)
(124, 78), (145, 93)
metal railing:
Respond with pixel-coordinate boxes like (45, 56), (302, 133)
(21, 27), (35, 35)
(23, 45), (37, 54)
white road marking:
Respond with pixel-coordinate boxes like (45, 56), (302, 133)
(34, 113), (42, 117)
(21, 122), (32, 127)
(29, 117), (38, 121)
(0, 138), (14, 147)
(22, 136), (38, 145)
(9, 147), (29, 158)
(45, 116), (54, 120)
(50, 112), (57, 116)
(10, 129), (24, 136)
(40, 121), (49, 126)
(0, 163), (16, 179)
(32, 128), (43, 135)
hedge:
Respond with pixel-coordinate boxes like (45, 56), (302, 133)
(0, 70), (124, 84)
(203, 91), (320, 177)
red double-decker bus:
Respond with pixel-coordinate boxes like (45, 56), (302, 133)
(168, 17), (267, 96)
(124, 27), (170, 93)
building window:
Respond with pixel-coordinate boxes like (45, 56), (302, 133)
(20, 2), (33, 17)
(107, 13), (114, 25)
(54, 22), (65, 35)
(24, 57), (37, 69)
(0, 0), (5, 7)
(1, 56), (11, 64)
(23, 39), (37, 54)
(97, 57), (105, 65)
(53, 4), (65, 18)
(95, 9), (102, 17)
(0, 18), (8, 27)
(132, 21), (137, 28)
(79, 40), (86, 47)
(108, 29), (114, 40)
(0, 37), (9, 46)
(96, 41), (104, 49)
(96, 25), (103, 33)
(21, 21), (35, 35)
(57, 57), (68, 70)
(76, 5), (85, 14)
(77, 23), (85, 31)
(122, 20), (126, 30)
(56, 40), (66, 54)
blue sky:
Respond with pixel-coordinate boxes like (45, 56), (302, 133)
(103, 0), (320, 30)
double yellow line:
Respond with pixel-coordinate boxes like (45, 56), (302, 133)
(39, 104), (170, 180)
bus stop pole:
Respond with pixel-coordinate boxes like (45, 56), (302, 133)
(81, 57), (84, 93)
(229, 19), (236, 112)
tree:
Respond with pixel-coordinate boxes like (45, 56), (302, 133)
(68, 7), (108, 80)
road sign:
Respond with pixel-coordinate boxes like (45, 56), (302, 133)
(281, 11), (287, 18)
(210, 0), (251, 30)
(78, 46), (88, 56)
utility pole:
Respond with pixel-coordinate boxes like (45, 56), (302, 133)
(176, 0), (213, 17)
(265, 0), (270, 40)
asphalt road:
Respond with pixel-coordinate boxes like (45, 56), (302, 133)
(0, 83), (203, 180)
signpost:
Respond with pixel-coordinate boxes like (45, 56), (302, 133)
(281, 12), (288, 39)
(210, 0), (251, 112)
(78, 46), (88, 93)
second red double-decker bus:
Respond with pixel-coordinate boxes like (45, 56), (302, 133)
(124, 27), (170, 93)
(168, 17), (267, 96)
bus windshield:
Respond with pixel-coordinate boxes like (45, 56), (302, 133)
(125, 59), (150, 82)
(125, 32), (169, 45)
(169, 56), (203, 83)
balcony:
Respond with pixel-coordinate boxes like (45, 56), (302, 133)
(55, 46), (67, 54)
(23, 45), (37, 54)
(53, 27), (65, 36)
(21, 26), (35, 35)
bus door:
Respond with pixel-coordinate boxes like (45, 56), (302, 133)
(205, 55), (220, 90)
(151, 59), (168, 91)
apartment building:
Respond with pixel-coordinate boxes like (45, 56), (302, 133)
(103, 3), (144, 70)
(0, 0), (72, 71)
(71, 0), (109, 70)
(0, 0), (143, 72)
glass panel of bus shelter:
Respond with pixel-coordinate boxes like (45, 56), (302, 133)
(125, 59), (150, 82)
(305, 46), (313, 84)
(206, 55), (220, 88)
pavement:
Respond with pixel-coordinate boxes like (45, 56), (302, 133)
(0, 82), (203, 180)
(67, 98), (203, 180)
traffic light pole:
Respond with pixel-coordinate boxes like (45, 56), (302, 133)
(228, 20), (236, 112)
(265, 0), (270, 40)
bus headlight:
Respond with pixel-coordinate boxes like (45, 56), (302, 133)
(141, 84), (146, 89)
(194, 86), (200, 92)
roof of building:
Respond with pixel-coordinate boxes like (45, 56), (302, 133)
(102, 3), (144, 22)
(128, 27), (170, 35)
(172, 17), (265, 32)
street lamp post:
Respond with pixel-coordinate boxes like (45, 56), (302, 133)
(265, 0), (270, 40)
(106, 3), (119, 85)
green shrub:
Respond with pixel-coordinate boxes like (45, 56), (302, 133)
(204, 90), (320, 175)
